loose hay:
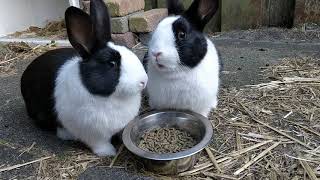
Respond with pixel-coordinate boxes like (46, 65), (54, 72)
(3, 56), (319, 179)
(12, 20), (67, 39)
(199, 57), (320, 179)
(0, 42), (57, 75)
(138, 127), (197, 154)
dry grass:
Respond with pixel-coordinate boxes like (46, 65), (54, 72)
(12, 20), (67, 39)
(0, 42), (57, 76)
(35, 152), (103, 179)
(35, 57), (320, 179)
(1, 49), (319, 179)
(192, 57), (320, 179)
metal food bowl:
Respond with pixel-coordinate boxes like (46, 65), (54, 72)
(122, 110), (213, 175)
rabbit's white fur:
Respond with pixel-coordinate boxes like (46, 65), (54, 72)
(147, 16), (220, 117)
(54, 42), (147, 156)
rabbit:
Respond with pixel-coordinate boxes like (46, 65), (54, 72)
(145, 0), (221, 117)
(20, 0), (148, 156)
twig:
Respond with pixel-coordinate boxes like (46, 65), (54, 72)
(239, 132), (289, 141)
(190, 141), (273, 176)
(193, 162), (211, 169)
(285, 154), (320, 163)
(18, 142), (36, 157)
(234, 142), (281, 175)
(203, 172), (238, 180)
(209, 148), (228, 156)
(299, 159), (318, 180)
(284, 119), (320, 138)
(283, 111), (293, 119)
(178, 162), (213, 176)
(131, 42), (142, 49)
(301, 150), (320, 158)
(0, 56), (21, 65)
(205, 148), (222, 172)
(247, 77), (320, 89)
(237, 102), (313, 150)
(228, 140), (273, 157)
(109, 144), (124, 168)
(216, 156), (232, 164)
(183, 166), (215, 176)
(0, 156), (51, 172)
(236, 131), (242, 151)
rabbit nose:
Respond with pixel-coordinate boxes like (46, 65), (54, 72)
(140, 81), (146, 89)
(152, 51), (162, 59)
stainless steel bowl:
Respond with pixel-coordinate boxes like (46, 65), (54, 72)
(122, 110), (213, 175)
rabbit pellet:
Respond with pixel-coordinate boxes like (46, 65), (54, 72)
(138, 127), (197, 154)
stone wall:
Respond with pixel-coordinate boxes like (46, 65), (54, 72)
(82, 0), (168, 48)
(81, 0), (320, 41)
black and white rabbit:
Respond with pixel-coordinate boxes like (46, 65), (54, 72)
(20, 0), (148, 156)
(146, 0), (221, 117)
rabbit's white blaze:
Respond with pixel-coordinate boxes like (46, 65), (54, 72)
(21, 0), (148, 157)
(146, 0), (221, 117)
(147, 38), (220, 117)
(148, 16), (181, 70)
(54, 42), (146, 156)
(108, 42), (148, 96)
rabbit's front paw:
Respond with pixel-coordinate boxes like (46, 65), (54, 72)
(57, 127), (77, 140)
(92, 142), (116, 156)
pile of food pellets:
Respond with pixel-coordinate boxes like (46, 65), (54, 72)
(138, 127), (197, 154)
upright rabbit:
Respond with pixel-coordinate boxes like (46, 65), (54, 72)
(146, 0), (221, 117)
(20, 0), (148, 156)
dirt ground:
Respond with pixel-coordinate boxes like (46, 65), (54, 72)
(0, 27), (319, 179)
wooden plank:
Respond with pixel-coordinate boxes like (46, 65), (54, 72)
(145, 0), (157, 10)
(266, 0), (295, 28)
(221, 0), (266, 31)
(222, 0), (296, 31)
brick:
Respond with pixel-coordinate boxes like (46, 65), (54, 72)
(295, 0), (320, 25)
(112, 32), (137, 48)
(110, 11), (143, 33)
(129, 9), (168, 33)
(105, 0), (145, 17)
(111, 16), (129, 33)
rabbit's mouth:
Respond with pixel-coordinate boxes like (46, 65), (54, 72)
(152, 59), (176, 71)
(152, 60), (166, 69)
(157, 63), (165, 69)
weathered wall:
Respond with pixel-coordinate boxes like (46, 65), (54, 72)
(222, 0), (265, 31)
(156, 0), (221, 33)
(266, 0), (295, 28)
(0, 0), (69, 37)
(221, 0), (295, 31)
(295, 0), (320, 25)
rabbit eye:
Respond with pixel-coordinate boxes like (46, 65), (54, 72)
(178, 31), (186, 40)
(109, 61), (117, 67)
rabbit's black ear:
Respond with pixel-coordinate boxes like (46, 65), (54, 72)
(65, 7), (94, 58)
(184, 0), (219, 31)
(90, 0), (112, 49)
(167, 0), (184, 15)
